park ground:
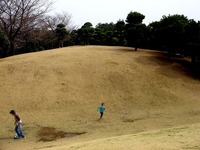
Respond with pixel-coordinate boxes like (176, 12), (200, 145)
(0, 46), (200, 150)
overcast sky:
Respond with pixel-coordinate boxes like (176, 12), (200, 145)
(52, 0), (200, 27)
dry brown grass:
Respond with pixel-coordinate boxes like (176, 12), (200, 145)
(46, 123), (200, 150)
(0, 46), (200, 150)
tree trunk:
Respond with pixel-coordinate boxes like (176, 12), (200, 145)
(59, 40), (63, 47)
(135, 47), (138, 51)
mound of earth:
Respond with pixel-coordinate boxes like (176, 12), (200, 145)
(0, 46), (200, 150)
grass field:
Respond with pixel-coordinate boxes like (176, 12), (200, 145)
(0, 46), (200, 150)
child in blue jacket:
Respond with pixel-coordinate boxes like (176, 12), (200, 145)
(97, 102), (106, 119)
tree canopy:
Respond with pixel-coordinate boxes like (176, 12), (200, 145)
(126, 11), (145, 25)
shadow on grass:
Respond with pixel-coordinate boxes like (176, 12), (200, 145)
(117, 47), (137, 52)
(37, 127), (86, 142)
(98, 46), (137, 53)
(135, 51), (200, 80)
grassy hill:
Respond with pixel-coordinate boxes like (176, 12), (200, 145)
(0, 46), (200, 150)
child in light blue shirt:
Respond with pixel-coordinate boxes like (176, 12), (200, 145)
(97, 102), (106, 119)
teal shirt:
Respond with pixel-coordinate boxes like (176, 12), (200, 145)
(98, 106), (106, 113)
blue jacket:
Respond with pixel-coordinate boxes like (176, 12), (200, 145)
(98, 106), (106, 113)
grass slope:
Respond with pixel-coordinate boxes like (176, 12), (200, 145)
(0, 46), (200, 150)
(47, 123), (200, 150)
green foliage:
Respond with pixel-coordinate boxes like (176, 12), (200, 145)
(111, 37), (119, 46)
(155, 15), (189, 55)
(22, 33), (45, 53)
(148, 21), (163, 49)
(185, 20), (200, 44)
(96, 23), (115, 33)
(56, 24), (68, 39)
(77, 22), (94, 45)
(56, 23), (68, 47)
(0, 30), (10, 57)
(82, 22), (93, 29)
(94, 23), (115, 45)
(126, 11), (145, 25)
(115, 20), (126, 46)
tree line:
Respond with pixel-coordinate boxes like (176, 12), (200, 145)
(71, 13), (200, 58)
(0, 0), (200, 72)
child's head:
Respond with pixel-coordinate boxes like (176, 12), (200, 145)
(9, 110), (16, 115)
(101, 102), (104, 106)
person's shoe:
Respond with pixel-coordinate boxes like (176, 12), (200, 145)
(14, 135), (19, 139)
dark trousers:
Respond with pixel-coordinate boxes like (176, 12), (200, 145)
(100, 112), (104, 118)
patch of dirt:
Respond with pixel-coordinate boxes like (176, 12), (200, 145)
(37, 127), (86, 142)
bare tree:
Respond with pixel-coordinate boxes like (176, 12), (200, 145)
(45, 11), (77, 32)
(0, 0), (53, 55)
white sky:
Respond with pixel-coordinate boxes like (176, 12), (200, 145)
(52, 0), (200, 27)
